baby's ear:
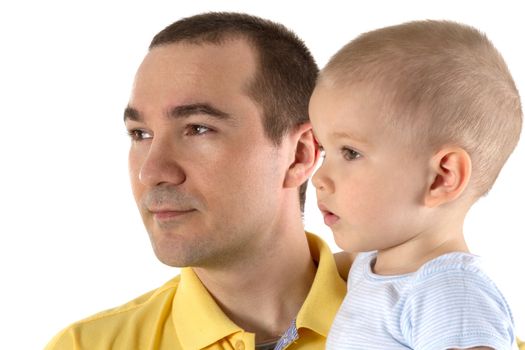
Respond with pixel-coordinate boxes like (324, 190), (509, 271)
(424, 147), (472, 208)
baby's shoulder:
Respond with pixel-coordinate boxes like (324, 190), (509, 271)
(399, 253), (514, 349)
(408, 252), (500, 296)
(413, 252), (485, 281)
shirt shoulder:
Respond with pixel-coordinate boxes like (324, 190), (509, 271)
(45, 275), (181, 350)
(412, 252), (484, 279)
(402, 253), (515, 349)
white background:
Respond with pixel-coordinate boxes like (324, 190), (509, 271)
(0, 1), (523, 348)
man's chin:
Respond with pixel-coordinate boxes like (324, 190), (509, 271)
(149, 235), (208, 268)
(154, 249), (195, 268)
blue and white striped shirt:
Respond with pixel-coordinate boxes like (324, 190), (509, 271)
(327, 251), (515, 349)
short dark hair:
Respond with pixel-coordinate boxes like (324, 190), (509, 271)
(150, 12), (319, 212)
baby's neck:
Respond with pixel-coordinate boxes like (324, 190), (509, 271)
(373, 226), (469, 276)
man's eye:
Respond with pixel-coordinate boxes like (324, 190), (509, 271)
(318, 145), (326, 158)
(341, 147), (361, 161)
(185, 124), (211, 136)
(127, 129), (152, 141)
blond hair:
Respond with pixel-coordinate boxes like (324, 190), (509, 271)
(322, 20), (522, 197)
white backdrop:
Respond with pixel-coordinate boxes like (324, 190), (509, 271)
(0, 1), (523, 348)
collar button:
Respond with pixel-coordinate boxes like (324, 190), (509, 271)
(235, 340), (245, 350)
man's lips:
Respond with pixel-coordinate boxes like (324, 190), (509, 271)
(317, 203), (340, 227)
(149, 209), (196, 221)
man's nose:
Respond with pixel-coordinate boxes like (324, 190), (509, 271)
(139, 139), (186, 187)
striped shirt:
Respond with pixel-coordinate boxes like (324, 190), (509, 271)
(327, 251), (515, 349)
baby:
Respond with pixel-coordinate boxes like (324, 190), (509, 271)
(310, 21), (521, 349)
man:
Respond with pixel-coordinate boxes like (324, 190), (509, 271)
(45, 12), (346, 350)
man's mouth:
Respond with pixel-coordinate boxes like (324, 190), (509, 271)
(149, 208), (197, 221)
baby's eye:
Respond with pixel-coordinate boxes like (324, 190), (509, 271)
(127, 129), (152, 142)
(185, 124), (212, 136)
(341, 147), (361, 161)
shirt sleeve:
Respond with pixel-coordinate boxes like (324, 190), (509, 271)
(44, 327), (78, 350)
(400, 269), (515, 350)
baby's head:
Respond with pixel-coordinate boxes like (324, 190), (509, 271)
(311, 20), (522, 252)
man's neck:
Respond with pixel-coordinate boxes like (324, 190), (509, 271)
(193, 222), (316, 343)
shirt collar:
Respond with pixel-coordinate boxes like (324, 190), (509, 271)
(173, 267), (243, 350)
(172, 232), (346, 348)
(295, 232), (347, 337)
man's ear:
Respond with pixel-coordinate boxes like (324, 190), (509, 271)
(283, 122), (320, 189)
(424, 147), (472, 208)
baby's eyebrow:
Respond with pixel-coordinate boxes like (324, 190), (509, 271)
(331, 130), (368, 145)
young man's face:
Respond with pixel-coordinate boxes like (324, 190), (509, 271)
(310, 83), (430, 253)
(125, 39), (289, 267)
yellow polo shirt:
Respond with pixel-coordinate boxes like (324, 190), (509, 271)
(45, 233), (346, 350)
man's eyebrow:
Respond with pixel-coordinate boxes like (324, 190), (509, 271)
(123, 106), (142, 122)
(123, 103), (232, 123)
(169, 103), (231, 120)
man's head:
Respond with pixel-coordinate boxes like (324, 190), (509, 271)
(124, 13), (318, 267)
(150, 12), (318, 210)
(318, 20), (522, 199)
